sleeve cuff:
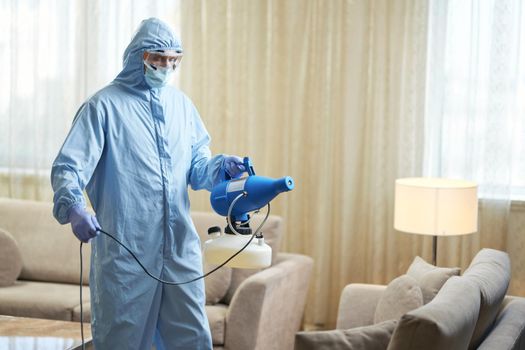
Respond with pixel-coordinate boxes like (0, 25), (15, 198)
(55, 199), (84, 225)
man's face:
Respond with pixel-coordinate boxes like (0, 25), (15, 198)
(143, 51), (183, 70)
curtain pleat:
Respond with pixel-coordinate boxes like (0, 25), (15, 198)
(181, 0), (429, 327)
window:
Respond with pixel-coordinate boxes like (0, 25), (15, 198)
(0, 1), (179, 177)
(424, 0), (525, 200)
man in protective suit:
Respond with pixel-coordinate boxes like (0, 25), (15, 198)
(51, 18), (244, 349)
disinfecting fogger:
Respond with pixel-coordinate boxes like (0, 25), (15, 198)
(204, 157), (294, 268)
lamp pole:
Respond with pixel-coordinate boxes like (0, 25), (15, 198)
(432, 235), (437, 266)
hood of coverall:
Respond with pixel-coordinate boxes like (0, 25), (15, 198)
(113, 18), (183, 91)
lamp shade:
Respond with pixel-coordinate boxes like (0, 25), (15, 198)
(394, 178), (478, 236)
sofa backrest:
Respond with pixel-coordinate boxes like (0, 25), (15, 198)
(0, 197), (284, 294)
(387, 248), (512, 350)
(463, 248), (511, 349)
(387, 276), (481, 350)
(0, 197), (91, 285)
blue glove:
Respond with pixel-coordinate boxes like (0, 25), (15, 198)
(223, 155), (246, 179)
(68, 205), (101, 243)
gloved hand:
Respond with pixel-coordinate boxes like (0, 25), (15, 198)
(223, 155), (246, 179)
(68, 205), (101, 243)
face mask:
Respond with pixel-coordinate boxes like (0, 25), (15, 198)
(144, 61), (174, 88)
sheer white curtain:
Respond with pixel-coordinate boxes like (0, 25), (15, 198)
(0, 0), (180, 200)
(425, 0), (525, 294)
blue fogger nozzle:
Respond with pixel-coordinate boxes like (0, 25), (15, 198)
(210, 158), (294, 221)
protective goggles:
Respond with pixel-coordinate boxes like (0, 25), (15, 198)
(144, 49), (183, 71)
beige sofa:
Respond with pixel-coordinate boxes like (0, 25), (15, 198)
(0, 197), (313, 350)
(296, 249), (525, 350)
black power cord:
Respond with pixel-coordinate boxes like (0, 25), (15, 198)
(78, 199), (270, 349)
(79, 242), (85, 350)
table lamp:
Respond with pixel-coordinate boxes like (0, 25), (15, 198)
(394, 177), (478, 265)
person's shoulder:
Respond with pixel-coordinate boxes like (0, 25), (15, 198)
(83, 85), (108, 104)
(85, 83), (128, 106)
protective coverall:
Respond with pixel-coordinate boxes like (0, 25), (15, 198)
(51, 18), (220, 349)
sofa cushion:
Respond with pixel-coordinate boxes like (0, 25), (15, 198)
(463, 248), (511, 349)
(72, 301), (91, 322)
(294, 319), (398, 350)
(206, 304), (228, 345)
(0, 280), (90, 321)
(374, 274), (423, 324)
(0, 198), (90, 285)
(0, 228), (23, 286)
(204, 264), (232, 305)
(406, 256), (460, 304)
(387, 276), (480, 350)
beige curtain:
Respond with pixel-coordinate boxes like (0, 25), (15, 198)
(180, 0), (429, 328)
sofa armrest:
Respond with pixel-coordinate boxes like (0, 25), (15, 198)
(477, 296), (525, 350)
(336, 283), (387, 329)
(224, 253), (313, 350)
